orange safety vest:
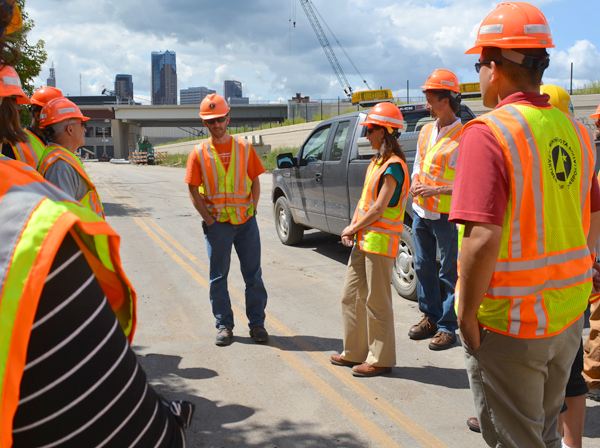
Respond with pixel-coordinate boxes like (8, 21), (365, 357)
(195, 136), (254, 224)
(356, 155), (409, 257)
(39, 145), (105, 219)
(414, 121), (463, 213)
(0, 156), (136, 447)
(6, 138), (39, 170)
(456, 103), (596, 338)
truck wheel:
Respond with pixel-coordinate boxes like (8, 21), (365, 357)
(392, 225), (418, 301)
(275, 197), (304, 245)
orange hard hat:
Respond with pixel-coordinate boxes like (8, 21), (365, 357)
(6, 0), (23, 35)
(39, 97), (89, 129)
(359, 102), (404, 130)
(590, 104), (600, 120)
(466, 2), (554, 55)
(200, 93), (230, 120)
(420, 69), (460, 93)
(30, 86), (64, 107)
(0, 65), (30, 104)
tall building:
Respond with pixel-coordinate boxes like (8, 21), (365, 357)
(223, 80), (249, 105)
(180, 86), (216, 105)
(114, 74), (133, 102)
(47, 62), (56, 87)
(151, 51), (177, 105)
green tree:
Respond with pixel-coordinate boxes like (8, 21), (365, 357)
(6, 0), (47, 125)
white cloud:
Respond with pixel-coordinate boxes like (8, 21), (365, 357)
(25, 0), (600, 102)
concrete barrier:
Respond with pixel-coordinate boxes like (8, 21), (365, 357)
(157, 121), (323, 155)
(155, 94), (600, 155)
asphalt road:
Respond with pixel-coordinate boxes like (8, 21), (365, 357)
(86, 161), (600, 448)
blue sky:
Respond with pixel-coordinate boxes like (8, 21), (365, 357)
(26, 0), (600, 103)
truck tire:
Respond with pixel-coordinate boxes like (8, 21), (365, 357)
(392, 225), (418, 301)
(275, 197), (304, 245)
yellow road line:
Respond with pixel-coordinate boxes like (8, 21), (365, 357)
(98, 181), (448, 448)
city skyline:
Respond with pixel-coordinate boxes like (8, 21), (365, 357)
(28, 0), (600, 104)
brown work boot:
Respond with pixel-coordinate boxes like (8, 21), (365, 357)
(467, 417), (481, 433)
(215, 328), (233, 346)
(428, 331), (457, 350)
(351, 363), (392, 377)
(330, 353), (361, 367)
(408, 314), (437, 340)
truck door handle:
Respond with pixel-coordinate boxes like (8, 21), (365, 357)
(315, 173), (322, 183)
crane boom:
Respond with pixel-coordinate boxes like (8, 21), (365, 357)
(299, 0), (353, 98)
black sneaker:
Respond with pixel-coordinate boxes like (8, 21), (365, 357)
(249, 325), (269, 343)
(215, 328), (233, 346)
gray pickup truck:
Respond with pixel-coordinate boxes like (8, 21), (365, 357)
(271, 103), (476, 300)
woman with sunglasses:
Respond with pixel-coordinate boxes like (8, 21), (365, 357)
(331, 102), (409, 377)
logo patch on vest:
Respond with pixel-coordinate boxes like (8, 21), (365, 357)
(548, 138), (577, 188)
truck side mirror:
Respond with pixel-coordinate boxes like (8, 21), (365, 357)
(276, 152), (296, 169)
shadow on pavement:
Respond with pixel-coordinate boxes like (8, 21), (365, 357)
(584, 403), (600, 438)
(187, 418), (367, 447)
(103, 201), (154, 217)
(295, 231), (352, 265)
(133, 350), (364, 447)
(389, 365), (471, 389)
(233, 334), (343, 353)
(136, 352), (217, 381)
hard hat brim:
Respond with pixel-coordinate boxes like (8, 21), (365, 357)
(16, 95), (31, 105)
(590, 113), (600, 120)
(199, 110), (230, 120)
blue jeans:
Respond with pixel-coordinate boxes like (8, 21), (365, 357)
(412, 213), (458, 334)
(205, 216), (267, 330)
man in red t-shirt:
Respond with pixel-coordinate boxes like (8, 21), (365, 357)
(185, 94), (268, 346)
(450, 3), (600, 447)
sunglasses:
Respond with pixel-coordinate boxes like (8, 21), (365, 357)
(205, 116), (228, 125)
(366, 127), (381, 135)
(475, 60), (502, 73)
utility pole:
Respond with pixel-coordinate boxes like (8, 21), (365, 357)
(102, 127), (107, 157)
(570, 62), (573, 95)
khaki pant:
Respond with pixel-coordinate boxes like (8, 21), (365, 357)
(463, 317), (583, 448)
(340, 247), (396, 367)
(584, 299), (600, 390)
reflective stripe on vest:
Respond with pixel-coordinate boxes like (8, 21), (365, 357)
(25, 128), (46, 161)
(455, 104), (595, 339)
(9, 139), (39, 170)
(0, 157), (136, 447)
(39, 146), (105, 219)
(356, 155), (409, 257)
(195, 136), (254, 224)
(414, 121), (462, 213)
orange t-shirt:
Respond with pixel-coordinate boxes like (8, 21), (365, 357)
(184, 136), (265, 186)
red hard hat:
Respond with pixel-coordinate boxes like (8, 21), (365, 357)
(466, 2), (554, 55)
(420, 69), (460, 93)
(0, 65), (30, 104)
(39, 97), (89, 129)
(200, 93), (230, 120)
(31, 86), (64, 107)
(590, 104), (600, 120)
(359, 102), (404, 130)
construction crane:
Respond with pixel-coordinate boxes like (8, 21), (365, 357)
(299, 0), (357, 98)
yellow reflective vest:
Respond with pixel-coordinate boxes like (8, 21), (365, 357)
(0, 157), (136, 446)
(456, 103), (596, 338)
